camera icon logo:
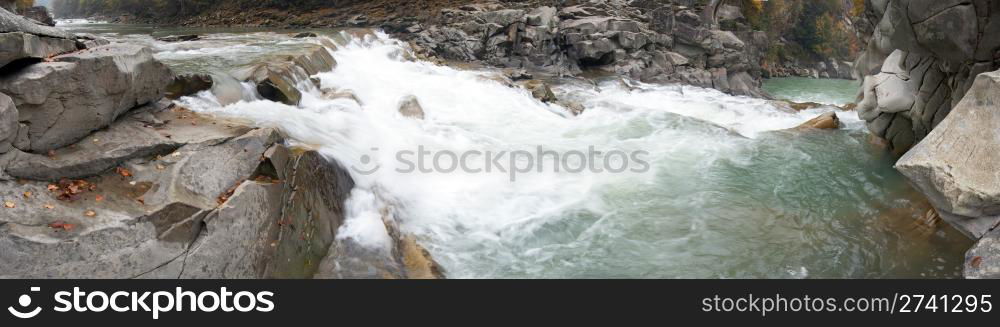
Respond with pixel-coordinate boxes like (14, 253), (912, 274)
(7, 287), (41, 319)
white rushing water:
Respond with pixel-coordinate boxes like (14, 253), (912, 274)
(26, 20), (946, 277)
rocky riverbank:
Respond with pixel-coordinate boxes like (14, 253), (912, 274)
(853, 0), (1000, 278)
(61, 0), (863, 99)
(0, 7), (442, 279)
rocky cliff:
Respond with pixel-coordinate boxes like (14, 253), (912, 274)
(852, 0), (1000, 278)
(855, 0), (1000, 155)
(0, 7), (441, 279)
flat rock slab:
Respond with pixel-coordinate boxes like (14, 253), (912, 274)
(4, 103), (251, 181)
(896, 70), (1000, 239)
(0, 32), (78, 69)
(0, 7), (72, 39)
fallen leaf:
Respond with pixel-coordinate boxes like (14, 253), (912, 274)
(47, 184), (59, 192)
(95, 195), (104, 202)
(22, 191), (32, 198)
(48, 221), (75, 231)
(155, 164), (166, 170)
(116, 167), (132, 178)
(84, 210), (97, 217)
(3, 201), (14, 208)
(43, 204), (54, 209)
(971, 256), (983, 269)
(47, 150), (56, 159)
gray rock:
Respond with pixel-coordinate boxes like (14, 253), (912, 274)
(234, 62), (306, 106)
(156, 34), (200, 42)
(0, 32), (77, 69)
(0, 92), (15, 153)
(397, 95), (425, 119)
(896, 70), (1000, 238)
(4, 102), (250, 181)
(0, 44), (172, 153)
(0, 6), (72, 39)
(856, 0), (1000, 154)
(522, 79), (557, 103)
(965, 228), (1000, 279)
(526, 6), (557, 27)
(292, 45), (337, 76)
(74, 33), (110, 49)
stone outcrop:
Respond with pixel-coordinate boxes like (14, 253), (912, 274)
(855, 0), (1000, 154)
(0, 44), (172, 153)
(400, 1), (770, 97)
(0, 7), (77, 69)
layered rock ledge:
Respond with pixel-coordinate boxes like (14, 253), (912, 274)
(0, 7), (440, 279)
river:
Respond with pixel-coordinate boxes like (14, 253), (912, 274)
(58, 20), (973, 278)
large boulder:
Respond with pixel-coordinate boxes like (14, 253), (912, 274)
(896, 70), (1000, 239)
(0, 44), (172, 153)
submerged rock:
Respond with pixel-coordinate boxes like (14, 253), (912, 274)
(795, 112), (840, 130)
(397, 95), (425, 119)
(156, 34), (200, 42)
(294, 32), (318, 38)
(522, 79), (556, 103)
(896, 70), (1000, 239)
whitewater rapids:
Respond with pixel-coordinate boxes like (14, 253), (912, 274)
(153, 30), (966, 278)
